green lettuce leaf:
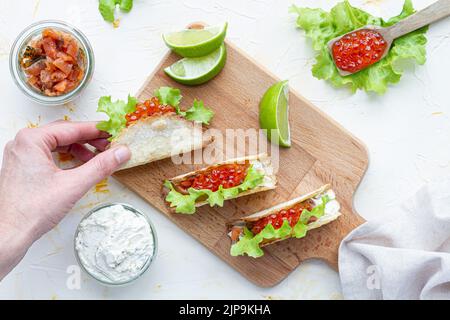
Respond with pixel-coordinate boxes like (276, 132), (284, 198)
(164, 165), (265, 214)
(299, 194), (329, 224)
(230, 227), (265, 258)
(96, 95), (137, 140)
(119, 0), (133, 12)
(99, 0), (116, 22)
(154, 87), (214, 125)
(230, 196), (329, 257)
(164, 181), (197, 214)
(154, 87), (182, 110)
(185, 99), (215, 125)
(289, 0), (428, 94)
(99, 0), (134, 22)
(96, 87), (214, 140)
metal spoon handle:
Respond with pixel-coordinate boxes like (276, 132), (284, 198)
(388, 0), (450, 39)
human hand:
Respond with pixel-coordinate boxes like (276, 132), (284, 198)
(0, 121), (130, 279)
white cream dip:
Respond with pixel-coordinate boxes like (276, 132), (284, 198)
(313, 189), (341, 216)
(75, 204), (155, 284)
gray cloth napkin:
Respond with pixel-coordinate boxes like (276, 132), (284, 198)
(339, 179), (450, 299)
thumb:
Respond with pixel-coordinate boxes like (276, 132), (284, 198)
(66, 145), (131, 193)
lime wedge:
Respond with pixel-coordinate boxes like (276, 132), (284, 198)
(259, 80), (291, 148)
(163, 23), (228, 58)
(164, 44), (227, 86)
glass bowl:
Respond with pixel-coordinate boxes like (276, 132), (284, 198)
(74, 203), (158, 287)
(9, 20), (94, 105)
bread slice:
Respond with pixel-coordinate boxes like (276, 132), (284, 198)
(111, 114), (213, 170)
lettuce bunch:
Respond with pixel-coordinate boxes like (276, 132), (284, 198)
(290, 0), (428, 94)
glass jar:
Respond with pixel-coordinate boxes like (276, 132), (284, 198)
(74, 203), (158, 286)
(9, 20), (94, 105)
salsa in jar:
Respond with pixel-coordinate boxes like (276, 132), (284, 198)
(332, 29), (387, 73)
(20, 27), (86, 96)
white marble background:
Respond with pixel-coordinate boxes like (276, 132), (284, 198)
(0, 0), (448, 299)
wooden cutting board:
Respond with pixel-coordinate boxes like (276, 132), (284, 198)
(114, 42), (369, 287)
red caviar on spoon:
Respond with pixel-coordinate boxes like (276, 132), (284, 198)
(331, 29), (388, 74)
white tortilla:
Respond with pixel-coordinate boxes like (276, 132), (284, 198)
(111, 114), (213, 170)
(242, 184), (331, 222)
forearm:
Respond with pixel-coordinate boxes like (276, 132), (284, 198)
(0, 206), (37, 280)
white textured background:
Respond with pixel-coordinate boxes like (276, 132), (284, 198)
(0, 0), (448, 299)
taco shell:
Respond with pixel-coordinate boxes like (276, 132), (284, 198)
(163, 153), (277, 208)
(111, 114), (213, 170)
(228, 184), (341, 247)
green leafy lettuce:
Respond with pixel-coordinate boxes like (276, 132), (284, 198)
(96, 87), (214, 140)
(99, 0), (133, 23)
(230, 195), (329, 258)
(154, 87), (183, 110)
(289, 0), (428, 94)
(184, 100), (215, 125)
(164, 165), (265, 214)
(96, 95), (137, 140)
(154, 87), (214, 125)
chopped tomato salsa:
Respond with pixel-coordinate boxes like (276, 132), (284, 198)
(125, 97), (176, 126)
(250, 199), (316, 235)
(178, 163), (250, 192)
(20, 28), (86, 96)
(332, 29), (387, 73)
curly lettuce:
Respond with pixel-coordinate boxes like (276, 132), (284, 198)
(164, 165), (265, 214)
(230, 195), (329, 258)
(99, 0), (133, 23)
(154, 87), (182, 110)
(96, 95), (137, 140)
(155, 87), (214, 125)
(289, 0), (428, 94)
(184, 99), (215, 125)
(96, 87), (214, 140)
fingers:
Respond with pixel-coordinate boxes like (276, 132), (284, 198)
(87, 138), (110, 151)
(55, 138), (110, 163)
(63, 145), (131, 193)
(69, 144), (96, 162)
(39, 121), (109, 150)
(55, 137), (111, 162)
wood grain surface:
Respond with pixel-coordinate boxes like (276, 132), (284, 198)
(114, 42), (369, 287)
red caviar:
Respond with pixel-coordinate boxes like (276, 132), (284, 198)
(125, 97), (176, 126)
(178, 163), (250, 192)
(251, 199), (316, 235)
(332, 29), (387, 73)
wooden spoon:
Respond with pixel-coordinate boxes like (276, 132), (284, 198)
(328, 0), (450, 76)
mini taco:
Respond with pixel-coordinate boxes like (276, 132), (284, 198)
(96, 86), (214, 170)
(163, 153), (277, 214)
(228, 184), (341, 258)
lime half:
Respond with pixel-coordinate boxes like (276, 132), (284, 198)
(164, 44), (227, 86)
(163, 23), (228, 58)
(259, 80), (291, 148)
